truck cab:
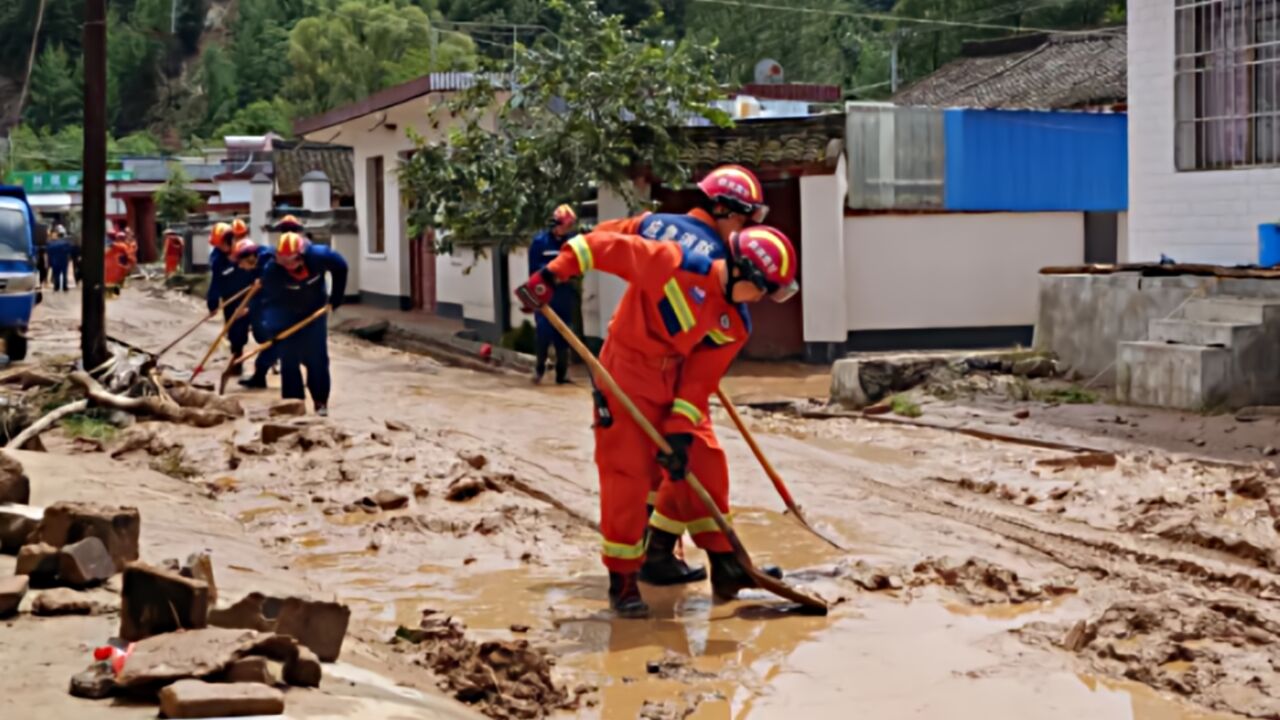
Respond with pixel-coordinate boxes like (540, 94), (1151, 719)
(0, 186), (42, 360)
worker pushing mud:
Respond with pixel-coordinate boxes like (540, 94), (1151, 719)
(206, 222), (255, 376)
(516, 220), (799, 618)
(528, 204), (580, 385)
(229, 238), (279, 390)
(593, 164), (773, 587)
(259, 232), (347, 416)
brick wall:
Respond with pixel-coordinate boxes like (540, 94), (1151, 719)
(1129, 0), (1280, 265)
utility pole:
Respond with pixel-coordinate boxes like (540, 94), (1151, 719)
(81, 0), (108, 370)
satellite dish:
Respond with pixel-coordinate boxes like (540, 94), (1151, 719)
(754, 59), (784, 84)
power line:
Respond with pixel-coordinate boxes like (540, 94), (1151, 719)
(689, 0), (1121, 36)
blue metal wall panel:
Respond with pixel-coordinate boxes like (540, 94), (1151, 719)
(943, 109), (1128, 212)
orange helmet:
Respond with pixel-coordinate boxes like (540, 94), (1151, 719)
(730, 225), (798, 303)
(276, 232), (309, 261)
(231, 218), (249, 238)
(209, 222), (233, 248)
(698, 164), (768, 222)
(231, 239), (259, 262)
(276, 214), (304, 232)
(551, 204), (576, 227)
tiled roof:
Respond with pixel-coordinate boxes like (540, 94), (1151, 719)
(891, 31), (1126, 110)
(272, 141), (354, 198)
(675, 113), (845, 173)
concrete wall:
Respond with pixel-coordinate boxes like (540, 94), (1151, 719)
(1117, 211), (1130, 263)
(218, 179), (252, 205)
(1129, 0), (1280, 264)
(844, 212), (1084, 332)
(436, 247), (494, 323)
(584, 183), (643, 339)
(801, 157), (849, 344)
(1034, 274), (1214, 380)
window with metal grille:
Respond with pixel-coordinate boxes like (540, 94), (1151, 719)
(1175, 0), (1280, 170)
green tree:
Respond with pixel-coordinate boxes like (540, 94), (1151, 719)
(113, 131), (162, 157)
(24, 44), (81, 132)
(229, 0), (311, 107)
(214, 98), (295, 137)
(106, 8), (164, 134)
(399, 0), (728, 252)
(154, 166), (204, 224)
(285, 0), (477, 115)
(198, 45), (238, 134)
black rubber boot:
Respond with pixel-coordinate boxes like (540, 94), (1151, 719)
(639, 529), (707, 586)
(608, 572), (649, 618)
(708, 552), (784, 601)
(238, 373), (267, 389)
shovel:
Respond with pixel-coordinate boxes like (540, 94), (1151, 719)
(527, 294), (828, 615)
(191, 282), (260, 384)
(152, 285), (254, 363)
(218, 306), (331, 395)
(715, 388), (847, 551)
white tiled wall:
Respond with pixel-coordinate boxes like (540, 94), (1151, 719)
(1129, 0), (1280, 264)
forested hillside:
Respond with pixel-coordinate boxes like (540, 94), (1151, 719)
(0, 0), (1123, 171)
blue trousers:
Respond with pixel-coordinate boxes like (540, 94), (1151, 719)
(250, 318), (279, 379)
(51, 263), (68, 291)
(277, 316), (329, 405)
(222, 305), (251, 359)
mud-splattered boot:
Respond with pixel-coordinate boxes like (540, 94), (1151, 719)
(608, 572), (650, 618)
(708, 553), (784, 601)
(639, 529), (707, 586)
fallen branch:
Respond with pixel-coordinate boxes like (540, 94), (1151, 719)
(7, 399), (90, 450)
(68, 371), (231, 428)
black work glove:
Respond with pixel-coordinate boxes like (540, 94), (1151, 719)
(655, 433), (694, 481)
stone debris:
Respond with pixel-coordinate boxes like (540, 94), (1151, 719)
(116, 627), (299, 690)
(58, 536), (117, 587)
(446, 476), (488, 503)
(460, 451), (487, 470)
(32, 587), (103, 616)
(268, 399), (307, 417)
(261, 423), (302, 445)
(69, 665), (116, 699)
(0, 575), (28, 617)
(181, 552), (217, 606)
(120, 562), (210, 641)
(0, 504), (41, 553)
(29, 501), (141, 572)
(1012, 356), (1055, 379)
(211, 592), (350, 662)
(158, 679), (285, 719)
(282, 646), (322, 688)
(385, 419), (411, 432)
(0, 451), (30, 504)
(109, 425), (179, 459)
(221, 656), (275, 685)
(1036, 452), (1118, 470)
(372, 489), (409, 511)
(15, 542), (60, 586)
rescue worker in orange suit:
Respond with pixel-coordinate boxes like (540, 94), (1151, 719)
(528, 204), (579, 385)
(103, 231), (133, 291)
(206, 222), (255, 376)
(229, 239), (279, 390)
(595, 164), (771, 588)
(162, 228), (184, 276)
(516, 225), (799, 617)
(259, 233), (348, 416)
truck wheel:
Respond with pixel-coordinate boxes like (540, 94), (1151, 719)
(6, 331), (28, 361)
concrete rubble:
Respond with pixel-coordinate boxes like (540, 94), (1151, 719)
(32, 587), (106, 616)
(29, 501), (141, 572)
(15, 542), (60, 586)
(159, 679), (285, 718)
(0, 451), (29, 504)
(268, 399), (307, 417)
(209, 591), (351, 662)
(120, 562), (210, 641)
(58, 536), (117, 587)
(0, 575), (28, 617)
(0, 504), (41, 553)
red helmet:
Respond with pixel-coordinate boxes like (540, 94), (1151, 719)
(231, 218), (249, 238)
(698, 165), (768, 222)
(209, 222), (233, 248)
(551, 204), (576, 227)
(276, 214), (304, 232)
(730, 226), (798, 303)
(277, 232), (309, 261)
(231, 239), (259, 262)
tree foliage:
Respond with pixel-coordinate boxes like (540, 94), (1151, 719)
(154, 166), (204, 224)
(399, 0), (728, 251)
(24, 44), (82, 132)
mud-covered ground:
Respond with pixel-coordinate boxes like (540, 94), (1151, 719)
(5, 283), (1280, 719)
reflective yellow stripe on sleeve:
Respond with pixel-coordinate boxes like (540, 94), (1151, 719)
(671, 398), (703, 425)
(568, 235), (593, 273)
(663, 279), (696, 331)
(646, 491), (659, 506)
(706, 329), (735, 345)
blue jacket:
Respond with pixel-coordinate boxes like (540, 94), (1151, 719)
(207, 247), (255, 312)
(528, 229), (578, 309)
(46, 239), (72, 268)
(259, 244), (348, 331)
(637, 212), (750, 339)
(244, 246), (276, 320)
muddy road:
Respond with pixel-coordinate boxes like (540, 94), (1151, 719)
(12, 285), (1280, 719)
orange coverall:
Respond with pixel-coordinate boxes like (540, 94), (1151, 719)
(104, 239), (134, 287)
(163, 234), (184, 276)
(546, 231), (749, 573)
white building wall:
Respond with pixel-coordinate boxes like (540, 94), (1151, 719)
(587, 184), (638, 338)
(844, 213), (1083, 331)
(435, 248), (494, 323)
(801, 157), (849, 343)
(1129, 0), (1280, 264)
(350, 126), (410, 300)
(217, 179), (252, 205)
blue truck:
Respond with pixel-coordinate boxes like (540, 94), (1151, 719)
(0, 186), (42, 360)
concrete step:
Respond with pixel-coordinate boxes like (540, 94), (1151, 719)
(1183, 296), (1280, 324)
(1116, 340), (1232, 410)
(1148, 318), (1258, 348)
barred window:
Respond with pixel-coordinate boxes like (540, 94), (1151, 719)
(1175, 0), (1280, 170)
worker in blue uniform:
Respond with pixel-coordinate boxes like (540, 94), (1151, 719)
(46, 229), (72, 292)
(258, 232), (347, 416)
(205, 222), (255, 376)
(527, 204), (580, 385)
(229, 239), (279, 390)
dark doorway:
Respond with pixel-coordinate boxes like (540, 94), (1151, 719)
(1084, 212), (1119, 264)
